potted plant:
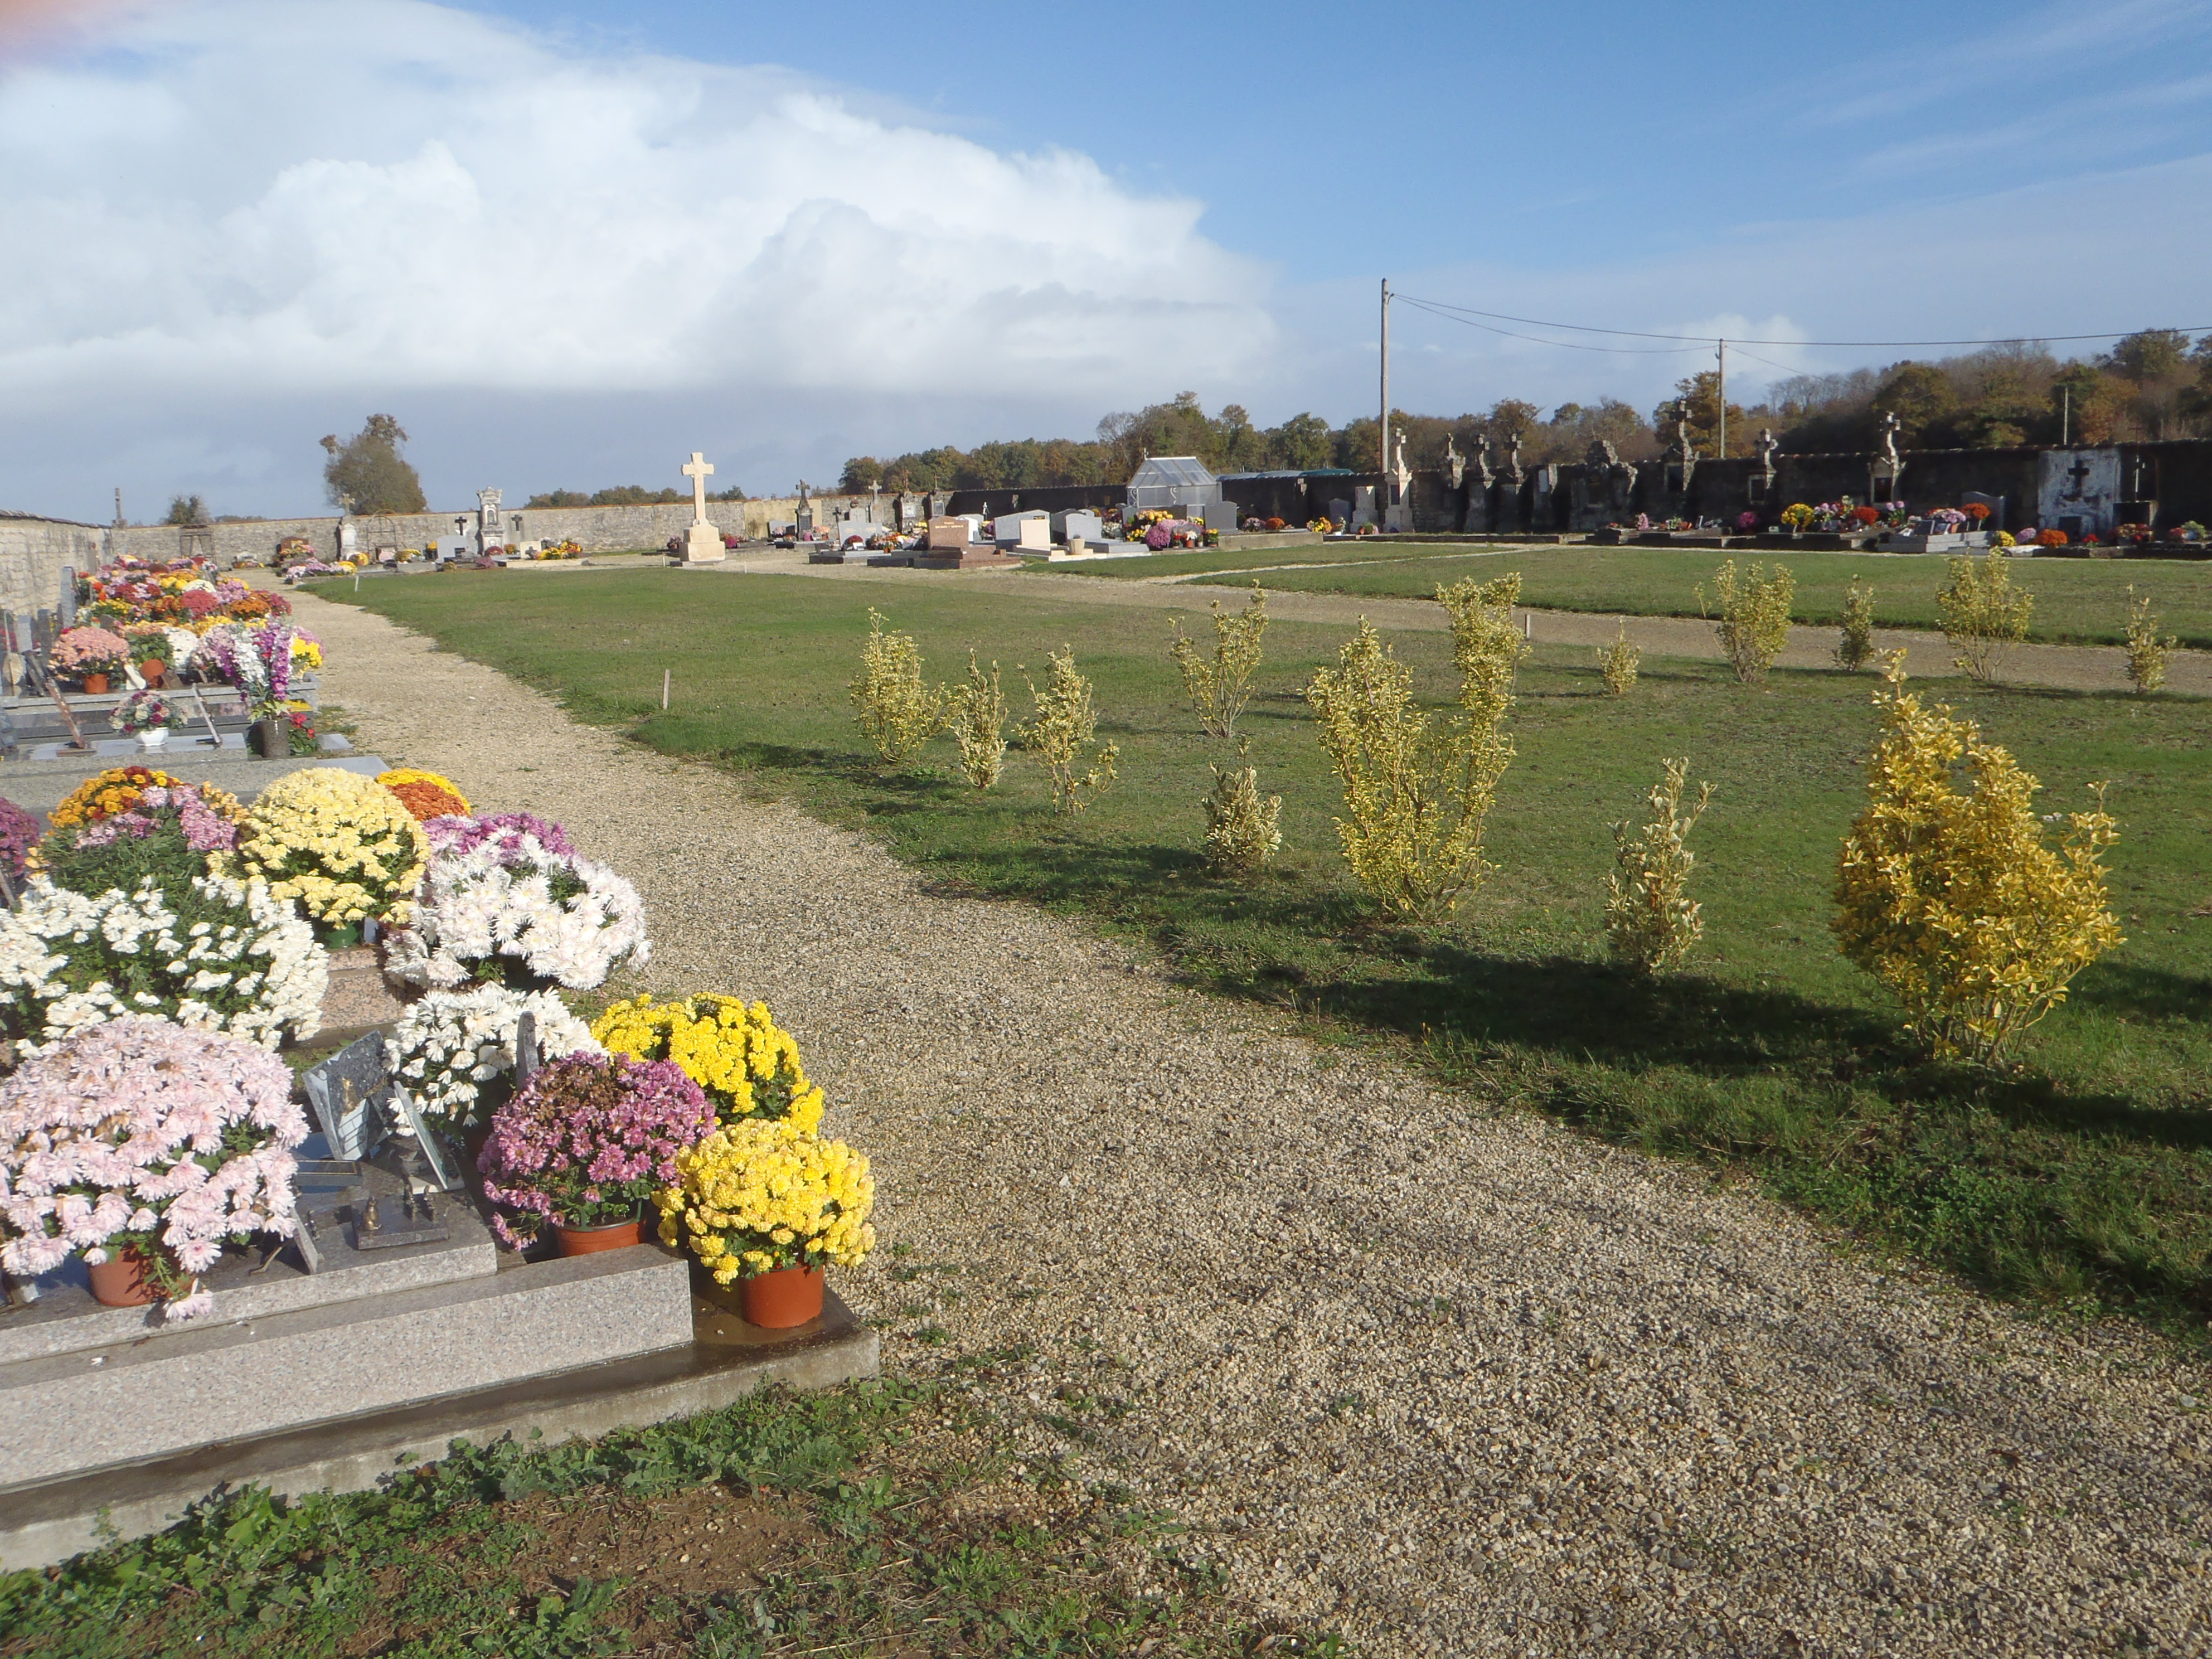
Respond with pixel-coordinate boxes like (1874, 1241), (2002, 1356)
(111, 688), (173, 751)
(478, 1052), (712, 1255)
(49, 627), (129, 694)
(391, 984), (601, 1141)
(656, 1118), (876, 1328)
(231, 765), (430, 947)
(0, 1017), (307, 1316)
(591, 992), (827, 1132)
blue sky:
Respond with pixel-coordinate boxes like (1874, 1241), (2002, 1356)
(2, 0), (2209, 517)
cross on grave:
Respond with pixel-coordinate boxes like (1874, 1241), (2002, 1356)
(2062, 454), (2095, 501)
(682, 452), (715, 522)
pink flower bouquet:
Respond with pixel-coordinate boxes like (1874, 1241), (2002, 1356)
(0, 1017), (307, 1320)
(50, 627), (129, 680)
(477, 1052), (712, 1248)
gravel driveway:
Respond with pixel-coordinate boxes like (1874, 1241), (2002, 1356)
(297, 587), (2212, 1657)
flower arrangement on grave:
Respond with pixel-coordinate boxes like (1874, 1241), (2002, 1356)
(1963, 502), (1991, 522)
(2037, 528), (2069, 547)
(283, 560), (340, 583)
(476, 1052), (714, 1249)
(0, 798), (37, 884)
(291, 630), (323, 670)
(197, 620), (295, 715)
(1926, 508), (1969, 530)
(109, 689), (171, 738)
(0, 868), (324, 1061)
(1307, 517), (1337, 534)
(280, 701), (319, 756)
(1993, 531), (2018, 550)
(385, 812), (648, 992)
(49, 626), (129, 686)
(1780, 503), (1815, 531)
(2118, 522), (2154, 546)
(36, 780), (242, 894)
(1851, 505), (1882, 526)
(0, 1017), (305, 1319)
(230, 767), (430, 937)
(1736, 511), (1760, 531)
(656, 1117), (876, 1285)
(377, 768), (472, 822)
(391, 984), (602, 1129)
(589, 994), (826, 1133)
(49, 765), (192, 831)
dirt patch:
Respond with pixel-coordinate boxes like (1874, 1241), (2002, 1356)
(500, 1482), (814, 1601)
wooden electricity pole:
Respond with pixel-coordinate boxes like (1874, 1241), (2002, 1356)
(1379, 278), (1391, 478)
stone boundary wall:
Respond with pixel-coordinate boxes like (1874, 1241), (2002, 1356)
(0, 513), (104, 617)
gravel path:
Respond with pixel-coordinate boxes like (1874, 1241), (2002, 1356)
(511, 552), (2212, 695)
(297, 587), (2212, 1656)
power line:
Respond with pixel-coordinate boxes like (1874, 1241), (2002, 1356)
(1395, 296), (1706, 356)
(1396, 293), (2210, 350)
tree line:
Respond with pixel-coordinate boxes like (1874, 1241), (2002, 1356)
(836, 330), (2212, 493)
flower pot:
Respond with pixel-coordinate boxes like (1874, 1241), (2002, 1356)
(137, 728), (169, 751)
(137, 660), (167, 687)
(82, 673), (110, 695)
(86, 1243), (161, 1307)
(740, 1264), (824, 1329)
(251, 715), (287, 758)
(550, 1212), (644, 1256)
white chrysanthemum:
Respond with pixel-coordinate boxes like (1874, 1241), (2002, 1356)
(390, 985), (601, 1129)
(386, 831), (649, 993)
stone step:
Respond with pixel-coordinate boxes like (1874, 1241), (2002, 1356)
(0, 1243), (694, 1490)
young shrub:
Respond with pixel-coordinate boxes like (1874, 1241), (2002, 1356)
(946, 650), (1008, 789)
(2124, 585), (2175, 694)
(1604, 758), (1714, 974)
(1597, 620), (1640, 695)
(1696, 559), (1795, 685)
(1168, 582), (1268, 738)
(1200, 744), (1283, 877)
(1018, 647), (1119, 815)
(1835, 579), (1878, 671)
(1832, 658), (2122, 1066)
(1434, 572), (1527, 718)
(1305, 619), (1509, 921)
(1934, 551), (2033, 683)
(847, 608), (944, 767)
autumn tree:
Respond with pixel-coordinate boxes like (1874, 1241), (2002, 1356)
(320, 414), (427, 515)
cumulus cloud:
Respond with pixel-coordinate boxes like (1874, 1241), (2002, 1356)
(0, 0), (1274, 403)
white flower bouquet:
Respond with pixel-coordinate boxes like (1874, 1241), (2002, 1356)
(390, 984), (602, 1129)
(0, 1016), (307, 1320)
(0, 872), (326, 1061)
(384, 813), (649, 993)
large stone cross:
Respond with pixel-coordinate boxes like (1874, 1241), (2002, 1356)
(682, 452), (714, 523)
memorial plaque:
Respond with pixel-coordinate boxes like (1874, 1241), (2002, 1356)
(302, 1032), (394, 1161)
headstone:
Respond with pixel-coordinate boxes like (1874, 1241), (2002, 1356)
(2037, 449), (2119, 541)
(1352, 486), (1378, 530)
(338, 520), (360, 559)
(475, 488), (504, 553)
(926, 517), (973, 551)
(993, 509), (1047, 547)
(680, 452), (726, 562)
(1327, 497), (1352, 527)
(302, 1033), (394, 1162)
(896, 493), (924, 531)
(1052, 509), (1104, 549)
(56, 568), (76, 629)
(1962, 491), (2006, 532)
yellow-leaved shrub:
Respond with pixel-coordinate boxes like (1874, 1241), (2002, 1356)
(1168, 582), (1268, 738)
(848, 608), (944, 766)
(947, 650), (1008, 788)
(2124, 586), (2175, 695)
(1934, 552), (2032, 683)
(1832, 658), (2122, 1065)
(1697, 559), (1795, 685)
(1200, 745), (1282, 876)
(1019, 647), (1118, 814)
(1835, 579), (1877, 671)
(1597, 620), (1640, 695)
(1605, 757), (1714, 973)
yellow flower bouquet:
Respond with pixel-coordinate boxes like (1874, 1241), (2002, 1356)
(232, 767), (429, 939)
(656, 1118), (876, 1283)
(590, 994), (824, 1133)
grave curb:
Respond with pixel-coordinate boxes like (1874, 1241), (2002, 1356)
(0, 1293), (879, 1571)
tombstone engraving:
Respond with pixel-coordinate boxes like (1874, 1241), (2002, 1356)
(925, 517), (973, 551)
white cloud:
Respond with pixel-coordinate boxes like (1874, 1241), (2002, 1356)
(0, 0), (1274, 402)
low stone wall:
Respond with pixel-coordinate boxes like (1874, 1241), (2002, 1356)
(0, 513), (104, 618)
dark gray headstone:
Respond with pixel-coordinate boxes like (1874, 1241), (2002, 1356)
(57, 568), (77, 628)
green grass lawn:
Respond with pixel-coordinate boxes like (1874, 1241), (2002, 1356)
(1, 1375), (1317, 1658)
(326, 571), (2212, 1337)
(1181, 545), (2212, 648)
(1017, 539), (1485, 583)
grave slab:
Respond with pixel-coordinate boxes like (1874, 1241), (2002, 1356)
(0, 1245), (694, 1488)
(0, 753), (390, 817)
(0, 1287), (877, 1570)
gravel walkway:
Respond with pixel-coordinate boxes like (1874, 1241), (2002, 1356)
(297, 587), (2212, 1656)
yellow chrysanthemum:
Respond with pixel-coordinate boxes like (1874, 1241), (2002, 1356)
(591, 993), (824, 1133)
(234, 767), (429, 926)
(655, 1118), (876, 1282)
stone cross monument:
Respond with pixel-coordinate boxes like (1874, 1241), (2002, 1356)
(476, 488), (504, 554)
(680, 452), (726, 564)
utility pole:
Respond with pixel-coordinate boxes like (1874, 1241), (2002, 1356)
(1716, 339), (1727, 460)
(2061, 385), (2071, 446)
(1379, 278), (1392, 479)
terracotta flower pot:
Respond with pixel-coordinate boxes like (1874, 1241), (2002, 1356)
(82, 673), (110, 695)
(137, 660), (167, 687)
(550, 1212), (643, 1256)
(740, 1264), (824, 1329)
(86, 1243), (161, 1307)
